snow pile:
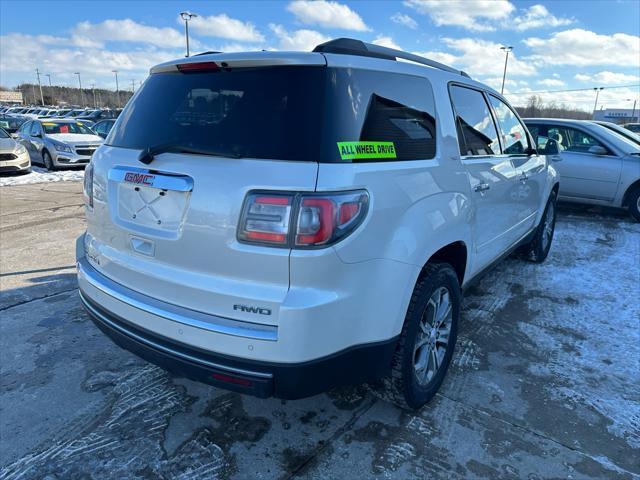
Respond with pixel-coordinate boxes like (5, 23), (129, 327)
(0, 167), (84, 187)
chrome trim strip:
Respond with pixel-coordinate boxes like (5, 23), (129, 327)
(77, 257), (278, 342)
(108, 165), (194, 192)
(79, 291), (273, 379)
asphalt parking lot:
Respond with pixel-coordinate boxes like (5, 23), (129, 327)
(1, 180), (639, 480)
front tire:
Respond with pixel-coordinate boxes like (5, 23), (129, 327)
(627, 186), (640, 222)
(520, 193), (556, 263)
(379, 263), (460, 410)
(42, 150), (55, 171)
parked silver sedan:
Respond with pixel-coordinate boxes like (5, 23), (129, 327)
(0, 127), (31, 173)
(524, 118), (640, 221)
(16, 119), (103, 170)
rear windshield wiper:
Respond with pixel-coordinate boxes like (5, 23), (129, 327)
(138, 144), (242, 164)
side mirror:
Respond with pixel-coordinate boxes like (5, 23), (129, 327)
(588, 145), (607, 155)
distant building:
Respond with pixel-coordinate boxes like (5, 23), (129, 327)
(593, 108), (639, 124)
(0, 90), (24, 104)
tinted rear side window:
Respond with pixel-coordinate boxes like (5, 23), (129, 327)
(449, 85), (499, 156)
(108, 65), (437, 163)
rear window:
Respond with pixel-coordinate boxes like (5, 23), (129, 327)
(107, 65), (437, 163)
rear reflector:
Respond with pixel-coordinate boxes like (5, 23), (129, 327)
(211, 372), (253, 387)
(177, 61), (220, 73)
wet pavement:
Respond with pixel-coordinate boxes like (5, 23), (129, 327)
(1, 182), (639, 479)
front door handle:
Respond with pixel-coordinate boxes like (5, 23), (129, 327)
(549, 155), (562, 162)
(474, 183), (490, 192)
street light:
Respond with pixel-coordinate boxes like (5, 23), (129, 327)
(45, 74), (52, 87)
(500, 46), (513, 95)
(74, 72), (84, 106)
(92, 84), (97, 109)
(35, 68), (44, 105)
(627, 98), (638, 122)
(592, 87), (604, 117)
(180, 11), (198, 57)
(112, 70), (120, 107)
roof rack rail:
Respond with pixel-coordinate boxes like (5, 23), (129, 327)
(312, 38), (470, 78)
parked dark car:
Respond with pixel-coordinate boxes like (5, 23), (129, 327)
(76, 109), (118, 122)
(623, 123), (640, 133)
(0, 115), (28, 134)
(92, 119), (116, 138)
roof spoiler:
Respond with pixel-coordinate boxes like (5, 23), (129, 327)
(313, 38), (470, 79)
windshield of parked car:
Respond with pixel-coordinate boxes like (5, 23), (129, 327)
(0, 128), (9, 138)
(42, 121), (95, 135)
(108, 65), (437, 163)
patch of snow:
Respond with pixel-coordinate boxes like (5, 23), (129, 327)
(0, 167), (84, 187)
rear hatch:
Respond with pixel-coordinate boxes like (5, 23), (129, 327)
(87, 54), (327, 325)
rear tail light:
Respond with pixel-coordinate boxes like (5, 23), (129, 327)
(83, 163), (94, 208)
(238, 190), (369, 248)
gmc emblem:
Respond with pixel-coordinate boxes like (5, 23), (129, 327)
(124, 172), (155, 186)
(233, 304), (272, 316)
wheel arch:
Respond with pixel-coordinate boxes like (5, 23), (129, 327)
(418, 241), (468, 286)
(621, 179), (640, 206)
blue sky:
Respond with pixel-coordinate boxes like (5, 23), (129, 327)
(1, 0), (639, 110)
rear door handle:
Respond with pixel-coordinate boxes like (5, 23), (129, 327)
(474, 183), (490, 192)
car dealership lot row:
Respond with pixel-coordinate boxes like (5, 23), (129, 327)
(1, 181), (638, 479)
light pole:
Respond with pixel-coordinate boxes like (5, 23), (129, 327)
(592, 87), (604, 117)
(74, 72), (84, 106)
(627, 98), (638, 122)
(500, 46), (513, 95)
(92, 84), (97, 108)
(180, 11), (198, 57)
(35, 68), (44, 105)
(131, 79), (135, 93)
(112, 70), (120, 107)
(45, 74), (52, 87)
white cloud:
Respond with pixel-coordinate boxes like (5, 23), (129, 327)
(372, 36), (402, 50)
(0, 32), (178, 88)
(574, 71), (640, 84)
(404, 0), (514, 32)
(268, 24), (330, 51)
(509, 4), (573, 31)
(524, 29), (640, 66)
(73, 19), (184, 48)
(187, 14), (265, 42)
(538, 78), (566, 87)
(287, 0), (369, 31)
(426, 37), (536, 78)
(391, 13), (418, 29)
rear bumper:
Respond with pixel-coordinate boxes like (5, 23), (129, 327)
(80, 285), (396, 399)
(77, 235), (398, 399)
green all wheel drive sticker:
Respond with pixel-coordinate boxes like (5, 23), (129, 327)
(337, 141), (397, 160)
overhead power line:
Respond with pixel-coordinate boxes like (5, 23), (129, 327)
(507, 84), (640, 95)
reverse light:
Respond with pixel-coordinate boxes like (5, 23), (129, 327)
(238, 190), (369, 249)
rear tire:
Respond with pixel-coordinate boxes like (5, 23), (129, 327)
(376, 263), (460, 410)
(43, 150), (55, 171)
(627, 187), (640, 222)
(520, 193), (556, 263)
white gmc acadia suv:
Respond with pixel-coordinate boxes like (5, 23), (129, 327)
(77, 39), (559, 410)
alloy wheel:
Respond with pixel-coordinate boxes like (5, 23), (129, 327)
(413, 287), (453, 386)
(542, 201), (555, 250)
